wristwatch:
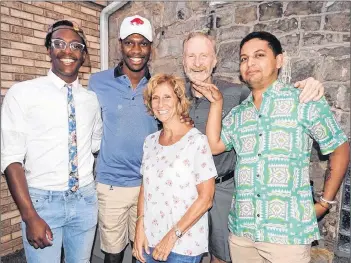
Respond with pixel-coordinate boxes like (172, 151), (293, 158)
(319, 196), (336, 210)
(174, 226), (182, 238)
(319, 200), (331, 210)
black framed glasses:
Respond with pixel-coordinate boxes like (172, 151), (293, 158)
(51, 39), (85, 52)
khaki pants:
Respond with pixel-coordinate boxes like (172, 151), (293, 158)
(228, 233), (311, 263)
(97, 183), (140, 253)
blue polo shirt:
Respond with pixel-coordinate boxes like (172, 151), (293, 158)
(88, 64), (158, 187)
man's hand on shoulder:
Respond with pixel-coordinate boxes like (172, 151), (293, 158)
(180, 114), (194, 127)
(294, 77), (324, 103)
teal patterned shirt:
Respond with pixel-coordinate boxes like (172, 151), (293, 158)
(221, 80), (348, 245)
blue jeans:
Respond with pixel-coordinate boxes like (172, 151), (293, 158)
(21, 182), (98, 263)
(138, 247), (203, 263)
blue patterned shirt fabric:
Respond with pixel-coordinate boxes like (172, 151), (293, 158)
(67, 84), (79, 191)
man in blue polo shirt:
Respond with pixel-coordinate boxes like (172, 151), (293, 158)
(88, 15), (157, 263)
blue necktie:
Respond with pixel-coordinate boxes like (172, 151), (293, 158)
(66, 84), (79, 191)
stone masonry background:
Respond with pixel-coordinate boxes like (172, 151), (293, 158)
(107, 0), (350, 257)
(0, 1), (349, 261)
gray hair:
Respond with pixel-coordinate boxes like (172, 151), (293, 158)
(183, 31), (217, 54)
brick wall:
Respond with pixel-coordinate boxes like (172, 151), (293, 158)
(0, 178), (22, 256)
(0, 1), (104, 256)
(108, 0), (350, 257)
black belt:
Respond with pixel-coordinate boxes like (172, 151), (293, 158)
(215, 171), (234, 184)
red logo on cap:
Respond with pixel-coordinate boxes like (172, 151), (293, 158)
(130, 18), (144, 25)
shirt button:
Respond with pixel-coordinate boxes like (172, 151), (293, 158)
(258, 153), (261, 157)
(259, 133), (262, 136)
(132, 97), (135, 100)
(196, 116), (199, 119)
(257, 194), (260, 197)
(257, 214), (260, 217)
(258, 115), (262, 118)
(256, 174), (260, 177)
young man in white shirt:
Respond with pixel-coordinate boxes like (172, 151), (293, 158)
(1, 20), (102, 263)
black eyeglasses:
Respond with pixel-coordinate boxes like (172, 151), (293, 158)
(51, 39), (85, 52)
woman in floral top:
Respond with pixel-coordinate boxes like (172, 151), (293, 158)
(133, 74), (217, 263)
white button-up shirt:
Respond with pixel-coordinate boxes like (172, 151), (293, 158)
(1, 70), (102, 191)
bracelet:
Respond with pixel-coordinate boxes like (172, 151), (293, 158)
(136, 215), (144, 221)
(318, 202), (330, 210)
(320, 196), (337, 205)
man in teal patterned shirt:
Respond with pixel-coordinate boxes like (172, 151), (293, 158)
(191, 31), (350, 263)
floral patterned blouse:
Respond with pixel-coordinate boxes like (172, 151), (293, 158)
(140, 128), (217, 256)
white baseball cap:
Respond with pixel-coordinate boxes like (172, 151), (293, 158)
(119, 15), (153, 42)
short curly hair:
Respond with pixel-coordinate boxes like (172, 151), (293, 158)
(144, 74), (191, 117)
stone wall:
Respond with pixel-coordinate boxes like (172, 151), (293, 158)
(108, 0), (350, 257)
(0, 1), (104, 256)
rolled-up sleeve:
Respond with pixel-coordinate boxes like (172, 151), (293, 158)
(1, 86), (27, 173)
(89, 83), (102, 153)
(91, 106), (102, 153)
